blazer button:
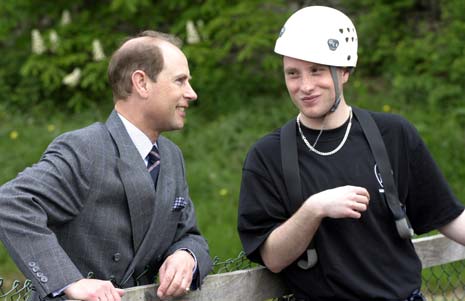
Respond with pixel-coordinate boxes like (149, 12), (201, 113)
(37, 272), (44, 277)
(40, 276), (48, 283)
(113, 253), (121, 262)
(28, 262), (36, 267)
(32, 266), (40, 272)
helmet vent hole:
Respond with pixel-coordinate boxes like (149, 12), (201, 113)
(352, 37), (355, 42)
(345, 37), (349, 42)
(339, 28), (343, 34)
(347, 55), (351, 61)
(347, 28), (350, 32)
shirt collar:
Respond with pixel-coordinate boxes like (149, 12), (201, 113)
(117, 113), (155, 162)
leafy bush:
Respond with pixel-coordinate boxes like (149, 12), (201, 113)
(390, 1), (465, 109)
(2, 0), (463, 116)
(0, 0), (289, 114)
(349, 0), (465, 110)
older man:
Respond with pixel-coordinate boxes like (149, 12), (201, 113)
(0, 30), (211, 301)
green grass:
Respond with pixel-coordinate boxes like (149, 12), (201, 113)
(1, 86), (465, 290)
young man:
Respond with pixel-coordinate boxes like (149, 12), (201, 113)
(237, 6), (465, 300)
(0, 30), (211, 301)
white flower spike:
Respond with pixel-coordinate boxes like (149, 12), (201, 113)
(92, 39), (106, 61)
(186, 20), (200, 44)
(62, 68), (81, 87)
(31, 29), (46, 55)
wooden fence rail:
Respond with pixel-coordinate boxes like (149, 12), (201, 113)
(117, 234), (465, 300)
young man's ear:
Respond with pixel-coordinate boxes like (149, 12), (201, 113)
(341, 67), (353, 84)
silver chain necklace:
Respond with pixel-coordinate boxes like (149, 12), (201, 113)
(296, 107), (353, 156)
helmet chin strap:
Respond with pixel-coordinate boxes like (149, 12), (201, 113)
(302, 66), (342, 137)
(297, 65), (350, 151)
(329, 66), (342, 113)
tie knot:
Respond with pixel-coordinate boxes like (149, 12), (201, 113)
(147, 145), (160, 167)
(147, 145), (161, 185)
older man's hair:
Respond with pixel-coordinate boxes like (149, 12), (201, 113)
(107, 30), (182, 101)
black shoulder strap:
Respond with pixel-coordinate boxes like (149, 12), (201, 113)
(279, 110), (412, 270)
(352, 107), (413, 239)
(280, 118), (303, 213)
(280, 119), (318, 269)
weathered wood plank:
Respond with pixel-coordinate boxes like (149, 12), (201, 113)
(121, 266), (289, 301)
(413, 234), (465, 268)
(107, 235), (465, 301)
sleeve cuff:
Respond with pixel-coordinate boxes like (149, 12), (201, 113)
(51, 283), (72, 297)
(178, 248), (200, 290)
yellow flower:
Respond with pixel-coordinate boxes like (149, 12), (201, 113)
(9, 130), (19, 140)
(382, 104), (391, 112)
(47, 124), (56, 132)
(219, 188), (228, 197)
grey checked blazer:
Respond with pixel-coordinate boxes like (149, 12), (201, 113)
(0, 110), (212, 300)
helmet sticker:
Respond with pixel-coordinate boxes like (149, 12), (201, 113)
(327, 39), (339, 51)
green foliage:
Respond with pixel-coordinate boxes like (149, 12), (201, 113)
(389, 1), (465, 109)
(179, 0), (288, 116)
(348, 0), (465, 111)
(1, 0), (464, 115)
(0, 0), (289, 114)
(346, 0), (416, 76)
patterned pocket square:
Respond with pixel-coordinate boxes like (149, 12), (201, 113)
(172, 197), (187, 211)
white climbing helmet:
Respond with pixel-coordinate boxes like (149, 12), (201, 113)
(274, 6), (358, 67)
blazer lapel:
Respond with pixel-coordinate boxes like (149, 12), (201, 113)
(120, 137), (178, 283)
(139, 138), (176, 249)
(105, 111), (155, 252)
(106, 111), (182, 285)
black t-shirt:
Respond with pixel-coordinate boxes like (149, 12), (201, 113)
(237, 109), (464, 300)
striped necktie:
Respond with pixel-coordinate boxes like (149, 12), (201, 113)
(147, 145), (160, 186)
